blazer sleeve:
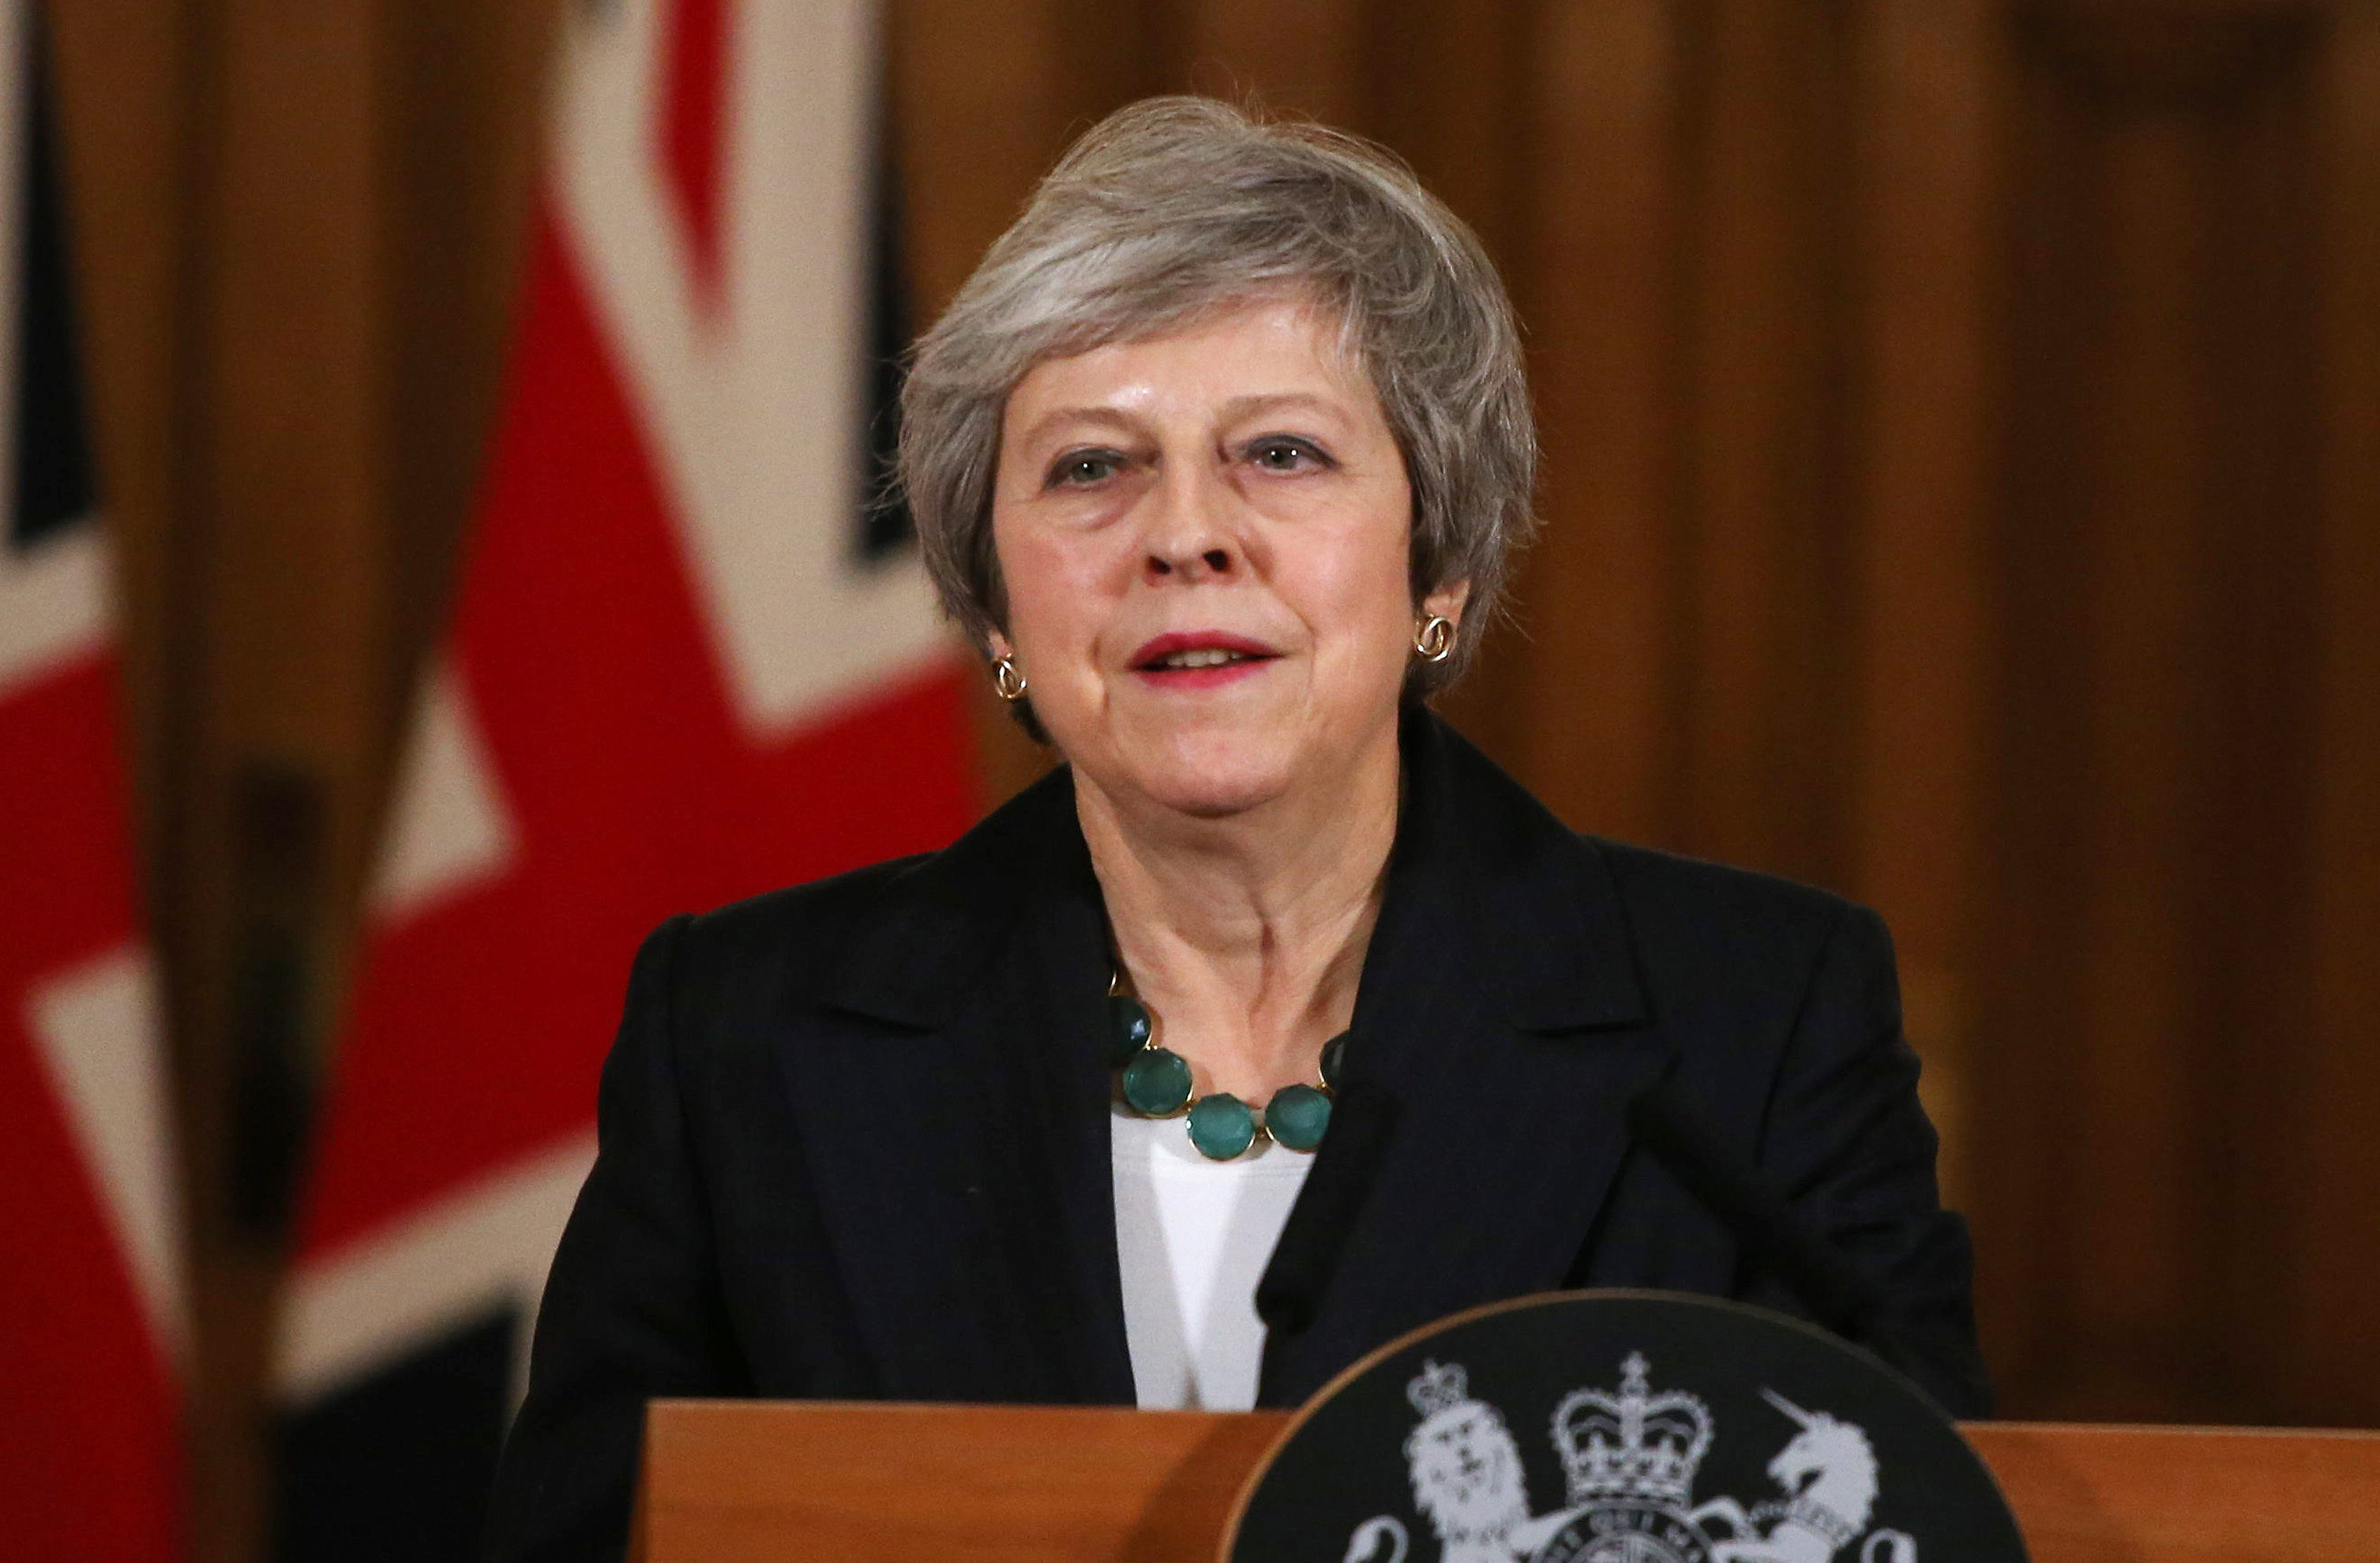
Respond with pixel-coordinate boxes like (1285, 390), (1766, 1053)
(483, 915), (750, 1563)
(1752, 903), (1994, 1418)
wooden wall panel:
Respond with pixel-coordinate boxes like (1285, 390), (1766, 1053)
(1678, 1), (1856, 885)
(2295, 0), (2380, 1428)
(1849, 0), (2001, 1199)
(1974, 6), (2336, 1422)
(1177, 0), (1365, 126)
(1486, 0), (1684, 842)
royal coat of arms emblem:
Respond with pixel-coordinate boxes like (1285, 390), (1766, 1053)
(1349, 1354), (1918, 1563)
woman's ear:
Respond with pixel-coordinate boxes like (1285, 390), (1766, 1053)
(1421, 579), (1472, 629)
(987, 629), (1015, 662)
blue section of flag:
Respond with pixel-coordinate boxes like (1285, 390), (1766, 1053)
(9, 10), (95, 554)
(273, 1309), (522, 1563)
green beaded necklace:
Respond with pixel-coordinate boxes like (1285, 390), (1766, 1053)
(1106, 978), (1348, 1161)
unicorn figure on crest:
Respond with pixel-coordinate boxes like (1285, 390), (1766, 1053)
(1689, 1390), (1914, 1563)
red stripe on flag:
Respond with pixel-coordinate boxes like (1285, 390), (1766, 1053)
(659, 0), (730, 308)
(0, 652), (178, 1561)
(298, 210), (973, 1258)
(0, 652), (140, 968)
(0, 1010), (180, 1563)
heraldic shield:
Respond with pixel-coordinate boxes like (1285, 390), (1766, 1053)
(1224, 1291), (2025, 1563)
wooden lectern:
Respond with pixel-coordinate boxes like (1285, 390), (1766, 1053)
(631, 1400), (2380, 1563)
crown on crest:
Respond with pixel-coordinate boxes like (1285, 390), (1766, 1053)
(1551, 1353), (1714, 1509)
(1406, 1359), (1473, 1420)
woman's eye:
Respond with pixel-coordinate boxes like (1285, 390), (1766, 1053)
(1248, 438), (1325, 472)
(1049, 451), (1122, 488)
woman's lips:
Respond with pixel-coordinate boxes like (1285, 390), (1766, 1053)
(1128, 631), (1282, 690)
(1135, 659), (1273, 691)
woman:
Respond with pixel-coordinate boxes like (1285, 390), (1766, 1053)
(486, 98), (1985, 1561)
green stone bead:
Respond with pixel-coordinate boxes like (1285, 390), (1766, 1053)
(1106, 994), (1154, 1067)
(1186, 1093), (1258, 1160)
(1264, 1083), (1332, 1151)
(1320, 1031), (1353, 1090)
(1121, 1046), (1192, 1115)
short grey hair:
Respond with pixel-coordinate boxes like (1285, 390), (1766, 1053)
(898, 96), (1537, 696)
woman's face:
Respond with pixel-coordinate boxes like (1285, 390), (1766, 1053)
(989, 295), (1464, 820)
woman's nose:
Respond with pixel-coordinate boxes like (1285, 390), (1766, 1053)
(1148, 544), (1235, 580)
(1143, 468), (1241, 582)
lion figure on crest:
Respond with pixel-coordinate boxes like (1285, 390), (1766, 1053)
(1402, 1362), (1533, 1563)
(1341, 1360), (1533, 1563)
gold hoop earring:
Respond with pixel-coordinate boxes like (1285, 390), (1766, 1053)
(1413, 613), (1456, 664)
(991, 655), (1029, 701)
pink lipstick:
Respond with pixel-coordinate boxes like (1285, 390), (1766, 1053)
(1128, 631), (1281, 690)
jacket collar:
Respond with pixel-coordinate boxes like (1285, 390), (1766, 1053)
(822, 757), (1096, 1029)
(827, 708), (1651, 1037)
(1380, 707), (1649, 1034)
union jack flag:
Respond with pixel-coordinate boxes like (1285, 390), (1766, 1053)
(269, 1), (974, 1552)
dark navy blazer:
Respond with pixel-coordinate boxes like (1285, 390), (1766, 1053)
(485, 712), (1988, 1562)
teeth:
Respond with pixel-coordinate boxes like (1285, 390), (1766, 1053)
(1156, 648), (1251, 669)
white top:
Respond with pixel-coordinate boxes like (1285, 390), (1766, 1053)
(1110, 1104), (1316, 1411)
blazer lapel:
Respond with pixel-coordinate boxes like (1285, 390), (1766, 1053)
(780, 770), (1136, 1405)
(1258, 716), (1669, 1405)
(1016, 862), (1141, 1403)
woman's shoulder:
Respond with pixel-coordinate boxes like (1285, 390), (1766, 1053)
(650, 767), (1083, 1035)
(1425, 712), (1889, 996)
(613, 855), (925, 1053)
(1583, 834), (1866, 934)
(1575, 832), (1890, 1000)
(1560, 837), (1907, 1140)
(678, 849), (940, 947)
(658, 849), (944, 1003)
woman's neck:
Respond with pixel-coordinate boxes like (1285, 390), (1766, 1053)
(1075, 735), (1401, 1103)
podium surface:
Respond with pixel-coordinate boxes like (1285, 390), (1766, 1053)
(634, 1400), (2380, 1563)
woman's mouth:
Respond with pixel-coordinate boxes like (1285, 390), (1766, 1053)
(1129, 633), (1280, 689)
